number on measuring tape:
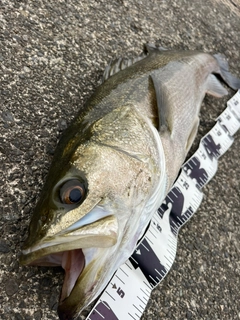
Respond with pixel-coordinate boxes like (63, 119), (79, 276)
(87, 90), (240, 320)
(227, 90), (240, 119)
(217, 106), (240, 136)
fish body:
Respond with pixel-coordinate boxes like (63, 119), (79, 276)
(20, 45), (240, 320)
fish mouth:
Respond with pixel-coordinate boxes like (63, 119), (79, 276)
(60, 249), (85, 302)
(20, 214), (118, 309)
(25, 248), (86, 303)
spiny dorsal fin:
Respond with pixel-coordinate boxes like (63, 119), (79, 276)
(144, 43), (168, 53)
(102, 52), (146, 83)
(101, 43), (169, 83)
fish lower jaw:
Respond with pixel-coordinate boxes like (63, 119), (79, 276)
(21, 247), (87, 305)
(22, 245), (99, 307)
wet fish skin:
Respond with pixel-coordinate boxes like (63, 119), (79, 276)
(20, 45), (240, 320)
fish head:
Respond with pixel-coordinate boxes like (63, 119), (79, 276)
(20, 106), (166, 319)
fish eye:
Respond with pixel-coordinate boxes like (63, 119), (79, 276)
(59, 179), (86, 205)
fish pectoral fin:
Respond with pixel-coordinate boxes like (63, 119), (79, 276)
(149, 73), (171, 133)
(206, 74), (228, 97)
(214, 54), (240, 90)
(185, 118), (199, 153)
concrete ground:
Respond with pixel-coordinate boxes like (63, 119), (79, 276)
(0, 0), (239, 319)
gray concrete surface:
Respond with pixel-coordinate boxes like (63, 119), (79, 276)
(0, 0), (240, 319)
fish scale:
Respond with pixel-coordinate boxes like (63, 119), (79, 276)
(20, 47), (240, 320)
(86, 90), (240, 320)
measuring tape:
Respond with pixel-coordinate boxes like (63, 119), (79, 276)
(86, 90), (240, 320)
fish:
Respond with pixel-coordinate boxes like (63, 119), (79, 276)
(20, 44), (240, 320)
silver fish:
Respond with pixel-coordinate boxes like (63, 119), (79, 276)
(20, 44), (240, 320)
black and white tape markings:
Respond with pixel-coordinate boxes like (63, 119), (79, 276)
(87, 90), (240, 320)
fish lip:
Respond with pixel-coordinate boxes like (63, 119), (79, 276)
(20, 216), (118, 316)
(21, 205), (114, 258)
(20, 247), (101, 316)
(20, 214), (118, 265)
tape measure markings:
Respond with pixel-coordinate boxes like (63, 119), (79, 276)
(88, 301), (116, 319)
(218, 106), (240, 136)
(97, 261), (152, 320)
(227, 90), (240, 120)
(87, 90), (240, 320)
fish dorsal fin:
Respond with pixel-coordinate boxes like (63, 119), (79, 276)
(149, 72), (171, 133)
(102, 43), (169, 83)
(102, 53), (146, 83)
(144, 43), (168, 53)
